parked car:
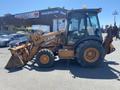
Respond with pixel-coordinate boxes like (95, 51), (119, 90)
(0, 33), (6, 35)
(0, 33), (27, 47)
(10, 33), (26, 38)
(9, 36), (30, 48)
(0, 35), (12, 47)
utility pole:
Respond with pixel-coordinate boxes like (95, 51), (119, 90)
(112, 10), (119, 25)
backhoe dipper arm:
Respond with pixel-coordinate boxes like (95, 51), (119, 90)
(103, 28), (115, 54)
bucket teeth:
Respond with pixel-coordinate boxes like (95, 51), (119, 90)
(5, 55), (24, 69)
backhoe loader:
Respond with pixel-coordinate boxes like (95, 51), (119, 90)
(5, 8), (115, 69)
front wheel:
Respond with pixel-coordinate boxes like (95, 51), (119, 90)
(36, 49), (55, 68)
(76, 40), (105, 67)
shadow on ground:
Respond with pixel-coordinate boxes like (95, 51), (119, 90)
(7, 59), (120, 80)
(69, 60), (120, 79)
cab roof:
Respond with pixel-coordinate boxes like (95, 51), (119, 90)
(68, 8), (102, 14)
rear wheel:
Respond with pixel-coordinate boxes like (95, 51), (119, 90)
(76, 40), (105, 67)
(36, 49), (55, 68)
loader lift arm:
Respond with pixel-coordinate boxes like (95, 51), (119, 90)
(5, 31), (65, 69)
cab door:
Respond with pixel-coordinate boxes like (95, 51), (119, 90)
(67, 16), (86, 45)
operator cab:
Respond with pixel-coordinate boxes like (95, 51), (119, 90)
(67, 8), (102, 44)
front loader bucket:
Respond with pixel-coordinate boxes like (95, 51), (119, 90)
(5, 55), (24, 69)
(5, 43), (32, 69)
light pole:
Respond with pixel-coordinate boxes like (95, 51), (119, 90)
(112, 10), (119, 25)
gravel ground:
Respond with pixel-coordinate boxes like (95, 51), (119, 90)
(0, 38), (120, 90)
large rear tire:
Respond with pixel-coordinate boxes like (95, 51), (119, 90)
(36, 49), (55, 68)
(76, 40), (105, 67)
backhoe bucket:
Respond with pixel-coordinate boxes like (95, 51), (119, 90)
(103, 36), (115, 54)
(5, 54), (24, 69)
(108, 43), (115, 54)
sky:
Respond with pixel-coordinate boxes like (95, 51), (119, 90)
(0, 0), (120, 26)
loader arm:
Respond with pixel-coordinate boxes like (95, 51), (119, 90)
(5, 31), (65, 69)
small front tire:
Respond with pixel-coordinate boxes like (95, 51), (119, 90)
(36, 49), (55, 68)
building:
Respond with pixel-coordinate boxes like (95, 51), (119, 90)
(0, 7), (68, 32)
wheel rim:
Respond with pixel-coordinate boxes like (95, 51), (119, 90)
(39, 55), (49, 64)
(84, 48), (100, 63)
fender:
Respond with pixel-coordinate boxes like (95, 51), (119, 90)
(74, 35), (103, 49)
